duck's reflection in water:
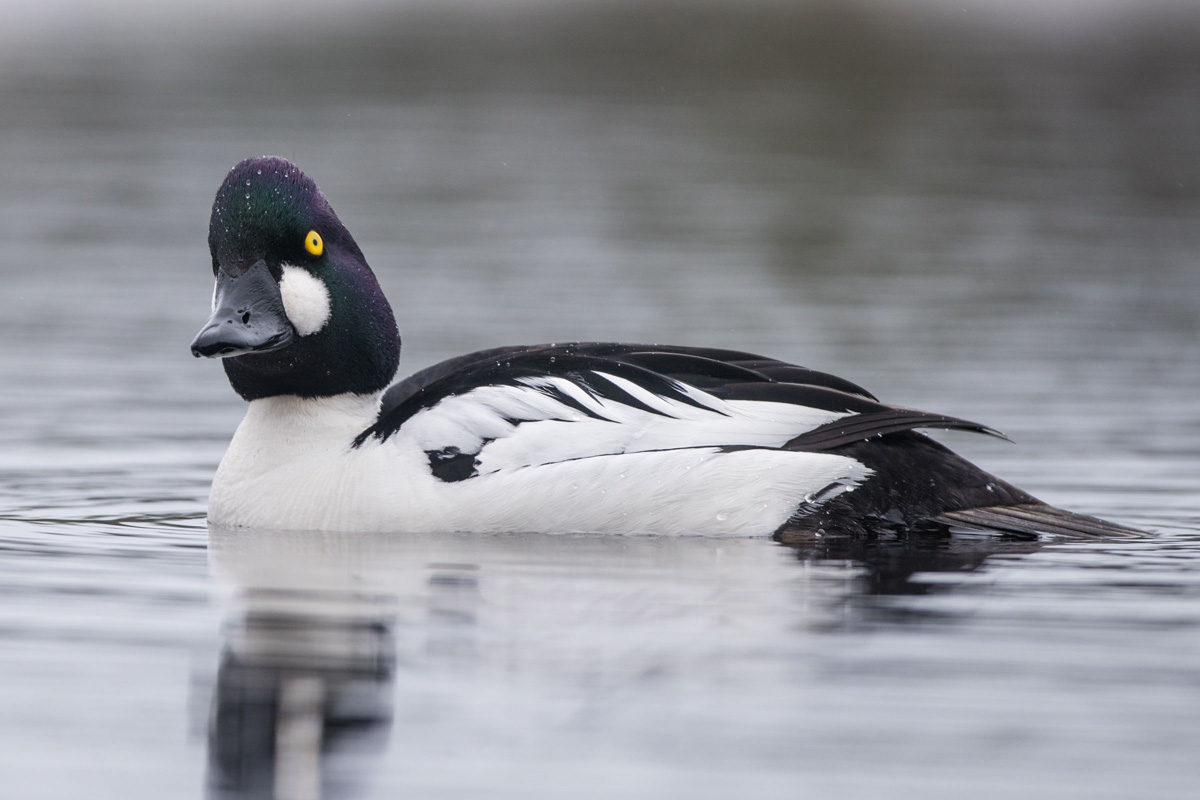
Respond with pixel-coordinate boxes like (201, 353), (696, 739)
(779, 526), (1048, 596)
(206, 593), (397, 800)
(202, 525), (1053, 798)
(204, 530), (484, 800)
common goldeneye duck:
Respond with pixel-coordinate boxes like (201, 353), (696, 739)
(190, 156), (1144, 539)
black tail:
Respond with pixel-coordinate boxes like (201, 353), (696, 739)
(934, 503), (1147, 539)
(779, 431), (1148, 540)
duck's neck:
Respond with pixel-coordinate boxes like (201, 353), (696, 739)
(207, 392), (388, 530)
(217, 393), (382, 480)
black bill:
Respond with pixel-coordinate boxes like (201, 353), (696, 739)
(190, 260), (294, 358)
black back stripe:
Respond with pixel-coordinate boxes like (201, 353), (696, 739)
(610, 352), (773, 388)
(706, 381), (884, 414)
(726, 361), (877, 400)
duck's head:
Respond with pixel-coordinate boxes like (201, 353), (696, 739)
(191, 157), (400, 400)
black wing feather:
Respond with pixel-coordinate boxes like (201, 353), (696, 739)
(784, 410), (1007, 451)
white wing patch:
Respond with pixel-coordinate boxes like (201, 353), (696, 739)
(395, 373), (851, 475)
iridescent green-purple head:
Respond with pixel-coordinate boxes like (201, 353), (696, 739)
(191, 156), (400, 400)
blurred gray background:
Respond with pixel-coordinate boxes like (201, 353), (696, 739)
(1, 2), (1198, 799)
(3, 0), (1198, 466)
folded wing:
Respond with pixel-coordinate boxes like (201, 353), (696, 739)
(355, 343), (1000, 483)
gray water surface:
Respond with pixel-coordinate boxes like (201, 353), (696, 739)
(1, 4), (1198, 798)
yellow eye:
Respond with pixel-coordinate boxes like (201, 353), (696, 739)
(304, 230), (323, 257)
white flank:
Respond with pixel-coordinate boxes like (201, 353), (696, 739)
(208, 389), (871, 536)
(278, 265), (332, 336)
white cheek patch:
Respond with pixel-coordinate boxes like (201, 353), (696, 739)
(279, 265), (332, 336)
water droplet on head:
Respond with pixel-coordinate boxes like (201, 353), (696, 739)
(245, 193), (250, 199)
(245, 179), (251, 186)
(256, 169), (262, 175)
